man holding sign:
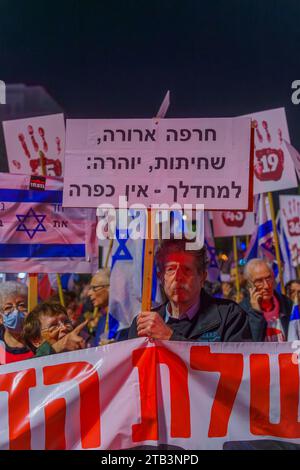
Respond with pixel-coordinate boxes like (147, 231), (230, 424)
(129, 239), (252, 342)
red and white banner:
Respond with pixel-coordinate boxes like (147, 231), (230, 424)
(1, 339), (300, 450)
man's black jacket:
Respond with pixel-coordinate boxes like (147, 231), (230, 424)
(239, 291), (293, 341)
(128, 289), (253, 342)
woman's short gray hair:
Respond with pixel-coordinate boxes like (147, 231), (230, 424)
(0, 281), (28, 308)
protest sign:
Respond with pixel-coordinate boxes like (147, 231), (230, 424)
(3, 113), (65, 177)
(212, 210), (255, 237)
(243, 108), (297, 194)
(0, 339), (299, 450)
(279, 195), (300, 267)
(0, 173), (98, 273)
(63, 117), (252, 210)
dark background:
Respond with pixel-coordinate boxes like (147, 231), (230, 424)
(0, 0), (299, 177)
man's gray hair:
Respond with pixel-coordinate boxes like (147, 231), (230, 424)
(0, 281), (28, 308)
(93, 268), (110, 285)
(244, 258), (273, 280)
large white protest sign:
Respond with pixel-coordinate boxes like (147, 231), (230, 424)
(0, 173), (98, 273)
(63, 117), (252, 210)
(279, 195), (300, 267)
(0, 339), (299, 450)
(242, 108), (297, 194)
(3, 113), (65, 177)
(212, 210), (256, 237)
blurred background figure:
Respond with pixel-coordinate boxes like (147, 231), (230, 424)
(87, 269), (129, 345)
(285, 280), (300, 305)
(49, 290), (82, 327)
(87, 269), (114, 346)
(227, 286), (248, 303)
(220, 272), (232, 299)
(0, 281), (34, 363)
(230, 262), (246, 288)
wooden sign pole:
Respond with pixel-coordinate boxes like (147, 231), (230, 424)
(267, 191), (285, 294)
(233, 236), (241, 302)
(28, 273), (38, 312)
(141, 209), (155, 311)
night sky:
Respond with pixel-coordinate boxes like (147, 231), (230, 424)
(0, 0), (299, 158)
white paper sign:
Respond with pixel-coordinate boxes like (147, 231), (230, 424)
(63, 117), (252, 210)
(242, 108), (297, 194)
(212, 210), (256, 237)
(279, 195), (300, 267)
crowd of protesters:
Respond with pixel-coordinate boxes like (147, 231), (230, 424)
(0, 244), (299, 364)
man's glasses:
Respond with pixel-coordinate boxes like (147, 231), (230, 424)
(41, 319), (73, 334)
(88, 285), (109, 292)
(2, 302), (27, 315)
(252, 276), (273, 288)
(164, 263), (194, 278)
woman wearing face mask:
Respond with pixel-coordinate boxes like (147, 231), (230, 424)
(0, 281), (34, 364)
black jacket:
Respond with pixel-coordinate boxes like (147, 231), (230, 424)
(128, 289), (253, 342)
(239, 291), (293, 341)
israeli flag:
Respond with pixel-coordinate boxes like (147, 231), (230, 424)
(108, 210), (162, 335)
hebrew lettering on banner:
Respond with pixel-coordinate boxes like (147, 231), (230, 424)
(0, 339), (299, 450)
(63, 117), (252, 210)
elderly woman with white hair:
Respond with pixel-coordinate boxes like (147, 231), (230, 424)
(0, 281), (34, 364)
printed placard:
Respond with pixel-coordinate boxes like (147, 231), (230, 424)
(63, 117), (252, 210)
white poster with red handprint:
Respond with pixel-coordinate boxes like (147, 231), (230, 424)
(242, 108), (297, 194)
(279, 195), (300, 267)
(3, 113), (65, 177)
(212, 210), (255, 237)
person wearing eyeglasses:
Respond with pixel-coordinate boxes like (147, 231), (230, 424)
(240, 258), (293, 341)
(0, 281), (35, 364)
(23, 301), (88, 356)
(129, 239), (252, 342)
(87, 269), (117, 346)
(285, 279), (300, 305)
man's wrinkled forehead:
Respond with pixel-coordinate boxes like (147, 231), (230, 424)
(250, 263), (273, 280)
(164, 252), (196, 268)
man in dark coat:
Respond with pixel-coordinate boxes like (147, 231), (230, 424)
(240, 258), (293, 341)
(128, 239), (252, 342)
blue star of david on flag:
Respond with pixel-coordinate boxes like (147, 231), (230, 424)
(111, 228), (133, 270)
(16, 207), (47, 240)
